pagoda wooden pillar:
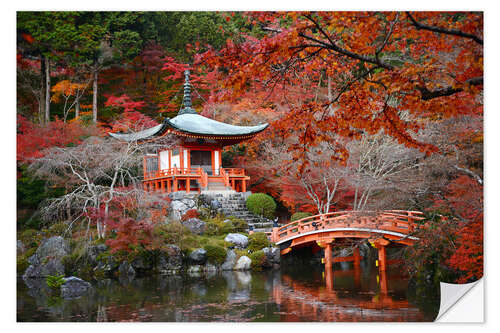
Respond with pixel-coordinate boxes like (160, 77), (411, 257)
(173, 178), (178, 192)
(160, 180), (165, 193)
(242, 180), (246, 193)
(186, 178), (190, 193)
(167, 179), (172, 192)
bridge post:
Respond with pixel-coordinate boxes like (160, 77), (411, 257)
(324, 243), (333, 270)
(379, 268), (388, 295)
(353, 247), (361, 268)
(325, 265), (334, 291)
(377, 245), (387, 272)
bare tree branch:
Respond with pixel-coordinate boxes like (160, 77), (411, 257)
(406, 11), (483, 45)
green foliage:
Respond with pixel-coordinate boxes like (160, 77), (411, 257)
(180, 234), (229, 257)
(246, 193), (276, 219)
(248, 232), (271, 252)
(225, 216), (248, 233)
(17, 257), (29, 275)
(47, 222), (68, 237)
(17, 166), (64, 223)
(19, 229), (41, 249)
(61, 253), (84, 276)
(291, 212), (313, 222)
(153, 221), (191, 245)
(17, 247), (37, 275)
(203, 244), (227, 265)
(46, 274), (65, 290)
(249, 250), (265, 271)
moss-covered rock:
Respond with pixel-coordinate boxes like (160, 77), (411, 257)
(203, 244), (227, 265)
(249, 250), (266, 271)
(248, 232), (271, 252)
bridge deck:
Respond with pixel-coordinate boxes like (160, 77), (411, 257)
(271, 210), (425, 246)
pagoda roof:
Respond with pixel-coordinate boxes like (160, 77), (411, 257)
(109, 114), (268, 142)
(168, 114), (268, 136)
(109, 70), (268, 143)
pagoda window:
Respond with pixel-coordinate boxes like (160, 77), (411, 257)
(159, 150), (170, 170)
(171, 148), (180, 168)
(190, 150), (212, 175)
(145, 155), (158, 175)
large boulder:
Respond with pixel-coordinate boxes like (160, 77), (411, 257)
(171, 197), (197, 220)
(87, 244), (108, 266)
(23, 236), (69, 278)
(181, 218), (206, 235)
(118, 261), (136, 279)
(224, 233), (248, 249)
(60, 276), (92, 299)
(262, 247), (280, 268)
(234, 256), (252, 271)
(157, 245), (183, 275)
(221, 249), (237, 271)
(210, 199), (222, 210)
(93, 255), (119, 279)
(189, 248), (207, 265)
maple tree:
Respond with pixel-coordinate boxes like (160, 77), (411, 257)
(197, 11), (483, 160)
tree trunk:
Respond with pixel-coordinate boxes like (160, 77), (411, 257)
(44, 57), (51, 123)
(40, 55), (46, 124)
(75, 98), (80, 119)
(92, 69), (98, 123)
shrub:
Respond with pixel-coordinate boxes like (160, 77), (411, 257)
(62, 253), (81, 276)
(248, 232), (271, 252)
(181, 209), (200, 222)
(19, 229), (41, 249)
(48, 222), (68, 237)
(17, 247), (37, 275)
(249, 250), (266, 271)
(17, 256), (29, 275)
(153, 221), (191, 245)
(203, 244), (227, 265)
(226, 216), (248, 233)
(291, 212), (313, 222)
(246, 193), (276, 219)
(46, 274), (65, 290)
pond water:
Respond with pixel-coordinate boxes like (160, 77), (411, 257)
(17, 262), (440, 322)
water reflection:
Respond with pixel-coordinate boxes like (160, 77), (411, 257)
(274, 265), (426, 321)
(17, 263), (438, 322)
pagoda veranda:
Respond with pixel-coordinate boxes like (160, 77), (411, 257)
(109, 71), (274, 231)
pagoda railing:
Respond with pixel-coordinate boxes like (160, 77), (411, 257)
(144, 167), (202, 180)
(144, 167), (245, 182)
(220, 168), (230, 187)
(223, 168), (246, 177)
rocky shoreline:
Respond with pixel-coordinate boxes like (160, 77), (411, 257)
(19, 234), (281, 299)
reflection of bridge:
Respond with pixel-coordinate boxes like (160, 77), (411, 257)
(270, 210), (426, 272)
(272, 267), (426, 321)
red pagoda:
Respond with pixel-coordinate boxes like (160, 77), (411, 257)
(109, 70), (268, 194)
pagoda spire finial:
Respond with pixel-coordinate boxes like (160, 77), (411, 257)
(178, 69), (197, 115)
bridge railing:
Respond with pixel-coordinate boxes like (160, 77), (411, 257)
(271, 210), (426, 243)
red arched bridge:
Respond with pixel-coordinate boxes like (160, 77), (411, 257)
(269, 210), (426, 272)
